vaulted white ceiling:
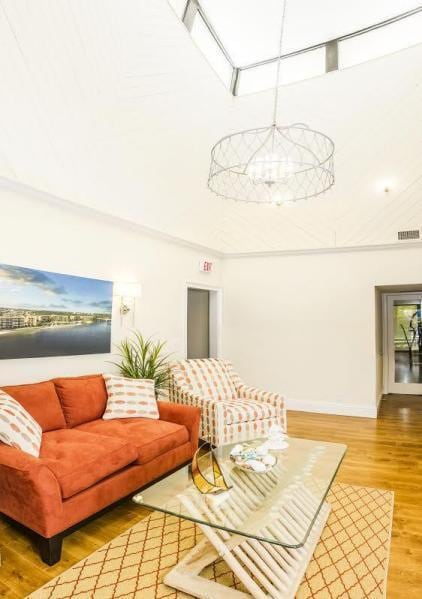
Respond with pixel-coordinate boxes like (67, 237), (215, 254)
(0, 0), (421, 254)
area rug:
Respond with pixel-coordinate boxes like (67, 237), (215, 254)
(28, 483), (393, 599)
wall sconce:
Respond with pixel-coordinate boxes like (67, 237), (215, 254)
(114, 282), (142, 324)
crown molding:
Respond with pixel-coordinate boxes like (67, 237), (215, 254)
(0, 177), (223, 258)
(2, 176), (422, 260)
(224, 240), (422, 259)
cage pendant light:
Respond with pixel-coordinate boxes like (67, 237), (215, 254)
(207, 0), (335, 204)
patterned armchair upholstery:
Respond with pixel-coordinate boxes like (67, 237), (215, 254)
(169, 358), (287, 447)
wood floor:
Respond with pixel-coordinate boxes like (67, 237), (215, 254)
(0, 394), (421, 598)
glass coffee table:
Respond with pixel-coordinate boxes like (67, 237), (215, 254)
(133, 436), (346, 599)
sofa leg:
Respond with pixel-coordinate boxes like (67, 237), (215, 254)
(38, 534), (63, 565)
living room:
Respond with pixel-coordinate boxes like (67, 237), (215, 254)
(0, 1), (421, 598)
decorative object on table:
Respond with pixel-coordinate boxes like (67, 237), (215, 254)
(0, 262), (112, 360)
(207, 0), (334, 206)
(191, 444), (232, 495)
(267, 423), (289, 450)
(229, 442), (277, 473)
(112, 332), (171, 398)
(102, 374), (159, 420)
(169, 358), (287, 447)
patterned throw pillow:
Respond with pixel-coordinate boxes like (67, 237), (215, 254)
(102, 375), (159, 420)
(0, 390), (42, 457)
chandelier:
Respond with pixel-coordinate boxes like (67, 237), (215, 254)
(207, 0), (335, 205)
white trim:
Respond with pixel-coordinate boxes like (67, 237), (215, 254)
(285, 397), (378, 418)
(0, 177), (223, 258)
(383, 292), (422, 394)
(382, 293), (389, 395)
(184, 282), (223, 359)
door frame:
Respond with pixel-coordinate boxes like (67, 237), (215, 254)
(382, 291), (422, 394)
(184, 283), (223, 359)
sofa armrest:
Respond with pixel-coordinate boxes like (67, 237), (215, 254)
(236, 385), (287, 432)
(0, 444), (63, 537)
(157, 400), (201, 454)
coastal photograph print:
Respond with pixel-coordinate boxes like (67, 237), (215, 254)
(0, 263), (113, 359)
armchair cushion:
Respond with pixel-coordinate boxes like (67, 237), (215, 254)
(222, 399), (280, 425)
(171, 359), (236, 401)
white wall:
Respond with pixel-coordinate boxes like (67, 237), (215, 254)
(0, 186), (222, 385)
(3, 182), (422, 419)
(223, 246), (422, 418)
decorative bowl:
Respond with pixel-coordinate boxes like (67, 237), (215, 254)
(229, 442), (277, 474)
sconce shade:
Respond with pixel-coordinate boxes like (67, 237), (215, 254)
(114, 282), (142, 298)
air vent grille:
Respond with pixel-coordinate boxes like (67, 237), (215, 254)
(398, 229), (420, 241)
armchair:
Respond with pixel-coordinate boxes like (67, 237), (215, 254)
(169, 359), (286, 447)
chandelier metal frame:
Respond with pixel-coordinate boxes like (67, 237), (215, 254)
(207, 0), (335, 205)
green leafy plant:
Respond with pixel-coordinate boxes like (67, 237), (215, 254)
(112, 332), (172, 397)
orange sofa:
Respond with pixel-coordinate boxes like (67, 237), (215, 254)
(0, 374), (200, 565)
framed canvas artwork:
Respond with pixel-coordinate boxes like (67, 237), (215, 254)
(0, 263), (113, 359)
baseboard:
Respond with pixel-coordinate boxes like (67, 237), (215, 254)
(285, 397), (378, 418)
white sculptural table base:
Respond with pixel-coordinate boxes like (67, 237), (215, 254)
(133, 437), (346, 599)
(164, 491), (331, 599)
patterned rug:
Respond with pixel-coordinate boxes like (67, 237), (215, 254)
(29, 483), (393, 599)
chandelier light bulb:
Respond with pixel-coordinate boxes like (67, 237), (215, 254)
(246, 153), (294, 186)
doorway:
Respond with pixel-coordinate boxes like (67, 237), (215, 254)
(384, 292), (422, 394)
(186, 285), (222, 359)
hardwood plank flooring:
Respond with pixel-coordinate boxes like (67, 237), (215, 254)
(0, 394), (421, 598)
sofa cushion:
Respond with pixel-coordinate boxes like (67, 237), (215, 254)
(40, 429), (138, 499)
(76, 418), (189, 465)
(2, 381), (66, 432)
(53, 374), (107, 427)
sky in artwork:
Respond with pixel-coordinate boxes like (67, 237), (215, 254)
(0, 264), (113, 313)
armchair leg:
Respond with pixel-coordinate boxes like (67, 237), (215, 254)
(38, 533), (63, 565)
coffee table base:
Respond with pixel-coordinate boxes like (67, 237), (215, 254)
(164, 502), (331, 599)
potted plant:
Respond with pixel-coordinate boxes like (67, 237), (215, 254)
(112, 332), (172, 398)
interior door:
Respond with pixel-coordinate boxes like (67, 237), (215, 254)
(387, 294), (422, 394)
(187, 288), (210, 359)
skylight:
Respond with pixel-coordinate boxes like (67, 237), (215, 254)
(168, 0), (422, 95)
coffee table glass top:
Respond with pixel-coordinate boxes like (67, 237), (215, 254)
(133, 437), (346, 548)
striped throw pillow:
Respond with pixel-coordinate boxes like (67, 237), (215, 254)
(0, 390), (42, 457)
(102, 375), (159, 420)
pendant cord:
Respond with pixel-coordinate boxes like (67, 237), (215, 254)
(272, 0), (288, 126)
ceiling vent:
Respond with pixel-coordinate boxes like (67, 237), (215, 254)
(397, 229), (420, 241)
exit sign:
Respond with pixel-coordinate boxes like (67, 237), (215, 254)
(199, 259), (213, 273)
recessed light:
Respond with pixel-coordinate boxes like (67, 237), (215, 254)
(375, 179), (396, 194)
